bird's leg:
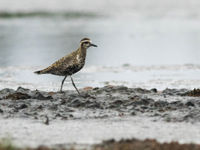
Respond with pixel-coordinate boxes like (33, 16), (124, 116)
(60, 76), (67, 92)
(70, 76), (81, 95)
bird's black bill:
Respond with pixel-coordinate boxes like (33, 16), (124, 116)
(90, 43), (98, 47)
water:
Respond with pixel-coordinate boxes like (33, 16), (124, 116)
(1, 117), (200, 148)
(0, 0), (200, 148)
(0, 64), (200, 91)
(0, 0), (200, 90)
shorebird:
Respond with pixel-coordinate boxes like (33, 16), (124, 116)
(34, 38), (97, 95)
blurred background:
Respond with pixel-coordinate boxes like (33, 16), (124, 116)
(0, 0), (200, 90)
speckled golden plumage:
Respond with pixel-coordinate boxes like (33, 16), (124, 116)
(35, 48), (85, 76)
(34, 38), (97, 94)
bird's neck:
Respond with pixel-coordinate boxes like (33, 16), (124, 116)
(78, 47), (87, 59)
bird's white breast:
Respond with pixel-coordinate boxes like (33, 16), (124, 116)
(76, 54), (81, 63)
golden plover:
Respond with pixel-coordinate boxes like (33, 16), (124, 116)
(34, 38), (97, 95)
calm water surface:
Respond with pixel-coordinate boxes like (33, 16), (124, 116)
(0, 0), (200, 90)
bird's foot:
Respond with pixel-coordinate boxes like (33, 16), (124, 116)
(59, 90), (65, 93)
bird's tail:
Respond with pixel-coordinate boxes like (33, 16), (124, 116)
(34, 70), (43, 74)
(34, 67), (50, 74)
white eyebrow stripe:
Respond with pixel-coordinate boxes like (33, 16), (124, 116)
(81, 40), (91, 43)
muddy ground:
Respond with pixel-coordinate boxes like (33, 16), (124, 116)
(0, 86), (200, 149)
(1, 138), (200, 150)
(0, 86), (199, 123)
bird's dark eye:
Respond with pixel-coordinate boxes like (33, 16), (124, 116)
(85, 42), (89, 44)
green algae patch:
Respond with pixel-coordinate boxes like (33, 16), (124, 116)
(0, 139), (18, 150)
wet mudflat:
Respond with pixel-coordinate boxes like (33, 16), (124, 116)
(0, 86), (200, 149)
(0, 86), (199, 122)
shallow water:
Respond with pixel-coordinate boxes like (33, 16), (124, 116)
(0, 0), (200, 91)
(1, 117), (200, 148)
(1, 0), (200, 67)
(0, 64), (200, 91)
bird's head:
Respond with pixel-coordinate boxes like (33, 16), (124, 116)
(80, 38), (97, 49)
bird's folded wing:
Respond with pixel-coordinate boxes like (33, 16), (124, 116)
(42, 52), (77, 74)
